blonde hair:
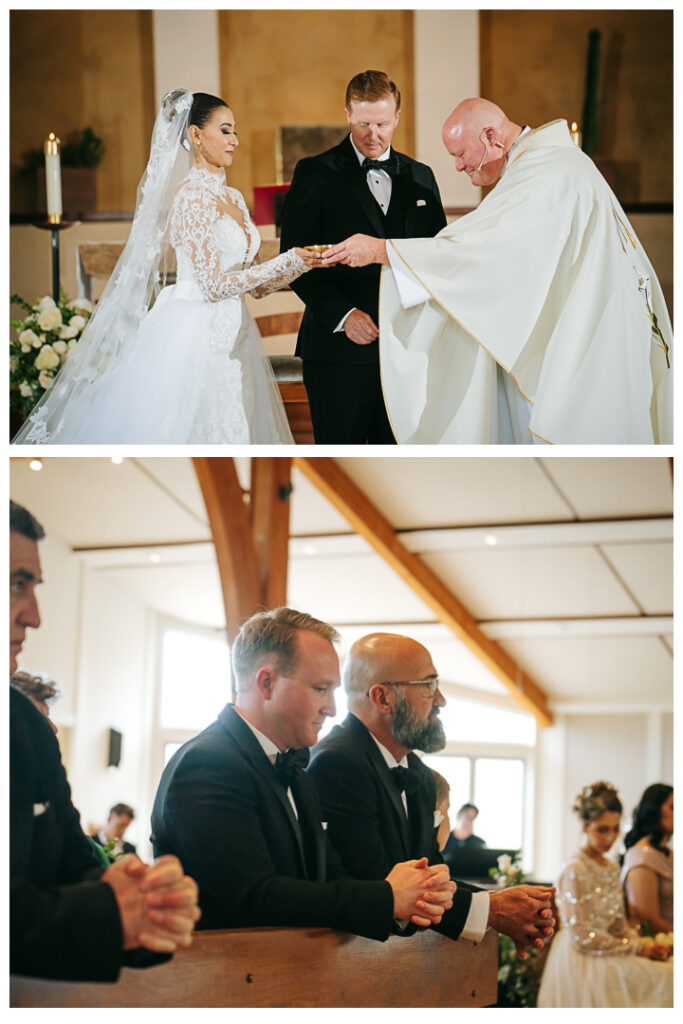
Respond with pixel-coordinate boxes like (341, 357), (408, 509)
(345, 70), (401, 112)
(232, 607), (339, 691)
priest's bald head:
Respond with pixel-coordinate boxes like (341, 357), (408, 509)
(442, 98), (522, 187)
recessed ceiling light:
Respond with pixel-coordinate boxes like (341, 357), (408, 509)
(111, 457), (124, 465)
(484, 534), (498, 546)
(29, 459), (42, 472)
(149, 553), (161, 563)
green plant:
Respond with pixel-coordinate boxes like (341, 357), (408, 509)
(21, 127), (105, 172)
(490, 851), (544, 1007)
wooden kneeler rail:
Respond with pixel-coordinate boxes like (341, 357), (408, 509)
(10, 926), (498, 1008)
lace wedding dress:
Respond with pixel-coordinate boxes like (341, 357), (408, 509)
(537, 849), (672, 1007)
(15, 166), (305, 444)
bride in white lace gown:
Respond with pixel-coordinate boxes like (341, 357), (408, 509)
(12, 90), (320, 445)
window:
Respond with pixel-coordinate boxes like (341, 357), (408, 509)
(423, 695), (535, 855)
(160, 627), (231, 731)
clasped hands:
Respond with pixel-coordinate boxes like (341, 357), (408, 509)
(102, 853), (201, 954)
(487, 884), (556, 958)
(386, 857), (456, 927)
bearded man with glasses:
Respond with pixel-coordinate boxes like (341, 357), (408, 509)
(309, 632), (556, 957)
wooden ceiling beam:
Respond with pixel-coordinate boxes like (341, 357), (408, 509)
(249, 457), (293, 610)
(192, 458), (261, 646)
(294, 457), (553, 727)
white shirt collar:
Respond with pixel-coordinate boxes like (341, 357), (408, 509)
(235, 708), (282, 762)
(368, 730), (409, 770)
(504, 125), (531, 168)
(350, 134), (392, 167)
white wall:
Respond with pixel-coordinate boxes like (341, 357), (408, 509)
(16, 539), (158, 862)
(534, 711), (674, 882)
(152, 10), (221, 108)
(69, 569), (156, 860)
(414, 10), (480, 208)
(15, 532), (82, 721)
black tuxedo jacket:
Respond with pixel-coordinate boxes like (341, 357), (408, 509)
(308, 712), (477, 942)
(280, 135), (446, 366)
(10, 686), (124, 980)
(151, 704), (394, 939)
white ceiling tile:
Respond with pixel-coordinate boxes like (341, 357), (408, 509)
(600, 542), (673, 614)
(540, 458), (672, 519)
(335, 456), (574, 528)
(421, 547), (641, 619)
(502, 635), (673, 703)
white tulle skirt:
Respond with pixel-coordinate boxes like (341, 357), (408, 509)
(537, 930), (673, 1008)
(15, 284), (293, 445)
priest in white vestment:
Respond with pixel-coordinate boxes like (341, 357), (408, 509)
(322, 99), (672, 445)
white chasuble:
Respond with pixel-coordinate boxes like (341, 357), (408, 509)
(379, 120), (672, 444)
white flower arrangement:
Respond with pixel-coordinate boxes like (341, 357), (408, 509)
(10, 290), (93, 419)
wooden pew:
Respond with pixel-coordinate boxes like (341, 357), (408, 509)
(11, 925), (498, 1008)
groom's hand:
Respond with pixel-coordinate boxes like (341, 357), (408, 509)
(344, 309), (379, 345)
(323, 234), (388, 268)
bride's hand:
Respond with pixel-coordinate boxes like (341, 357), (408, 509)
(296, 247), (324, 269)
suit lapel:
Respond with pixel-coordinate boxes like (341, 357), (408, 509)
(406, 752), (435, 854)
(334, 136), (388, 239)
(345, 714), (411, 857)
(218, 705), (309, 878)
(392, 156), (417, 235)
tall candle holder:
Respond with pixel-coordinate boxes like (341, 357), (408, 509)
(37, 133), (72, 302)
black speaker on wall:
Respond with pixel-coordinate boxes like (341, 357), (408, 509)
(107, 728), (122, 768)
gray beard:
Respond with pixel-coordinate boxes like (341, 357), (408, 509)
(390, 689), (446, 753)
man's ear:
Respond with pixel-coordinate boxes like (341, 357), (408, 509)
(484, 126), (504, 149)
(255, 665), (277, 700)
(368, 683), (394, 715)
(344, 107), (352, 126)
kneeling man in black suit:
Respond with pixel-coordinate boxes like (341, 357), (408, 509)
(280, 70), (447, 444)
(151, 608), (455, 939)
(309, 632), (556, 956)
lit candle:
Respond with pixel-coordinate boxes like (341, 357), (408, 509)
(570, 121), (582, 148)
(43, 133), (62, 223)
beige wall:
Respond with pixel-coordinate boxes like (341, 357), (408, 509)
(480, 9), (673, 203)
(414, 10), (480, 208)
(217, 9), (415, 208)
(10, 10), (155, 214)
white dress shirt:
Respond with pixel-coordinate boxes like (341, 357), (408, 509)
(334, 136), (395, 333)
(236, 711), (299, 818)
(368, 732), (489, 942)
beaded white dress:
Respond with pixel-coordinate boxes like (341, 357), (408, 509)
(537, 849), (672, 1007)
(17, 166), (303, 444)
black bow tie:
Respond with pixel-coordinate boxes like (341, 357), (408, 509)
(390, 765), (424, 795)
(274, 747), (310, 788)
(362, 155), (399, 178)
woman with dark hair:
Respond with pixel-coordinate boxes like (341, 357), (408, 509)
(622, 784), (673, 934)
(537, 782), (672, 1008)
(14, 90), (321, 445)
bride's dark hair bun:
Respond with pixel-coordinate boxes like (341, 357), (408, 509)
(190, 93), (230, 129)
(573, 781), (622, 822)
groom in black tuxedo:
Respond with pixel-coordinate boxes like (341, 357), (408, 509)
(308, 632), (557, 956)
(280, 70), (446, 444)
(151, 608), (456, 937)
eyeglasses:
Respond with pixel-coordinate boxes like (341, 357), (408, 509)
(372, 676), (440, 697)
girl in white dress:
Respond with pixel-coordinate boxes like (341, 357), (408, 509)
(13, 90), (321, 444)
(537, 782), (672, 1008)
